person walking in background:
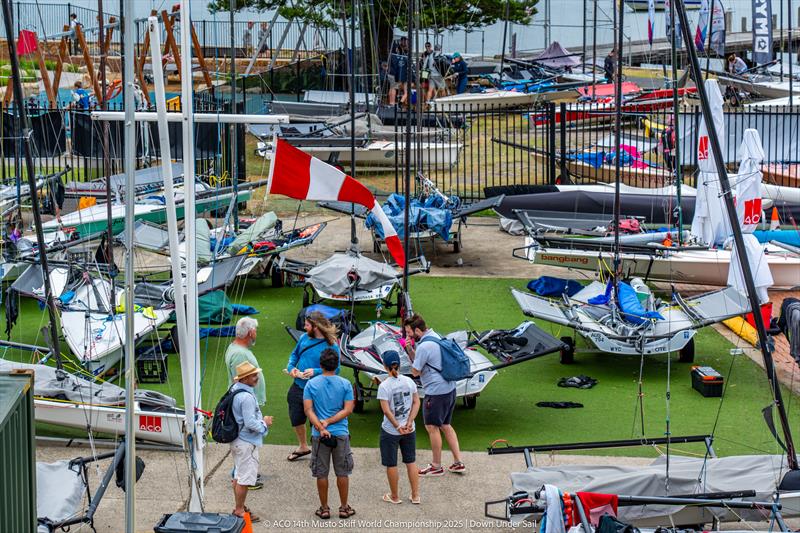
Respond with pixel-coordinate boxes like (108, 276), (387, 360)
(303, 349), (356, 520)
(403, 314), (465, 477)
(377, 350), (421, 505)
(69, 13), (81, 55)
(450, 52), (469, 94)
(243, 21), (254, 56)
(420, 42), (445, 104)
(229, 362), (273, 523)
(660, 116), (676, 172)
(258, 22), (270, 56)
(603, 49), (617, 83)
(286, 312), (340, 462)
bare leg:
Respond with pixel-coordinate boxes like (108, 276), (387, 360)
(233, 482), (248, 514)
(425, 424), (442, 467)
(389, 87), (397, 105)
(293, 424), (310, 452)
(405, 462), (419, 499)
(336, 476), (349, 507)
(317, 477), (329, 508)
(441, 424), (462, 463)
(386, 466), (400, 500)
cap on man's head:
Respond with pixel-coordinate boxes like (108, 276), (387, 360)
(382, 350), (401, 368)
(452, 52), (461, 59)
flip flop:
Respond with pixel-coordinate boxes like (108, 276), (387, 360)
(287, 449), (311, 461)
(409, 496), (421, 505)
(382, 493), (402, 504)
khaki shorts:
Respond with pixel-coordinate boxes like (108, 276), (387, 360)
(231, 440), (259, 486)
(310, 435), (354, 478)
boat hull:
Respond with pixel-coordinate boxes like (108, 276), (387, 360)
(429, 91), (538, 111)
(527, 242), (800, 289)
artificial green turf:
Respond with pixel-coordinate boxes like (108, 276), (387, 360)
(5, 276), (799, 458)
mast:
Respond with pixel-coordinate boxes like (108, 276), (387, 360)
(179, 0), (205, 509)
(612, 0), (624, 305)
(121, 0), (137, 527)
(230, 0), (239, 231)
(673, 0), (799, 473)
(402, 0), (413, 296)
(499, 0), (510, 89)
(98, 0), (115, 298)
(0, 0), (63, 369)
(788, 0), (793, 105)
(591, 0), (597, 99)
(670, 0), (683, 244)
(343, 0), (358, 248)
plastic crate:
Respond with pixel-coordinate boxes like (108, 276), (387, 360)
(691, 366), (724, 398)
(154, 513), (244, 533)
(136, 349), (168, 384)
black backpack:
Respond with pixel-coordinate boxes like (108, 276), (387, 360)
(211, 387), (247, 443)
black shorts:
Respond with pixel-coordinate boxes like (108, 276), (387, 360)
(422, 389), (456, 427)
(287, 383), (307, 427)
(379, 429), (416, 467)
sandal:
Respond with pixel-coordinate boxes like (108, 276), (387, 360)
(315, 506), (331, 520)
(339, 505), (356, 518)
(410, 495), (421, 504)
(287, 449), (311, 461)
(382, 493), (402, 504)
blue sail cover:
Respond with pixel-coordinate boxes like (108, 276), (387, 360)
(588, 281), (664, 325)
(366, 193), (454, 240)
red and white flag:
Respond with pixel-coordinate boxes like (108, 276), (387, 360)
(268, 138), (406, 267)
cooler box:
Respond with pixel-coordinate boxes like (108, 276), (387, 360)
(691, 366), (724, 398)
(154, 513), (244, 533)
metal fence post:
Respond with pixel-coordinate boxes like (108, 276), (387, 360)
(559, 102), (568, 182)
(548, 103), (556, 185)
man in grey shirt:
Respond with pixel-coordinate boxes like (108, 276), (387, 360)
(403, 313), (465, 477)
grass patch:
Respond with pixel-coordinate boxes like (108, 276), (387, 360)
(4, 276), (798, 458)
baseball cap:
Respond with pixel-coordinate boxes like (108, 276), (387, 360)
(383, 350), (401, 368)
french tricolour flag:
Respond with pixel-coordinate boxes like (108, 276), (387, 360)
(268, 138), (406, 267)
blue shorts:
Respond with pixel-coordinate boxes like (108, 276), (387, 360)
(379, 429), (416, 467)
(423, 389), (456, 427)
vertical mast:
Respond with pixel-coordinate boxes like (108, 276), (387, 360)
(402, 0), (414, 296)
(180, 0), (205, 509)
(0, 2), (63, 365)
(670, 0), (683, 244)
(612, 0), (624, 302)
(230, 0), (239, 231)
(674, 0), (798, 472)
(121, 0), (137, 528)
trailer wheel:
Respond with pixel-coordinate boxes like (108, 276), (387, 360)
(352, 382), (365, 413)
(678, 337), (695, 363)
(464, 395), (477, 409)
(560, 336), (575, 364)
(270, 262), (285, 288)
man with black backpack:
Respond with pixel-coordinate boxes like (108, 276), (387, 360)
(228, 362), (273, 522)
(403, 314), (466, 477)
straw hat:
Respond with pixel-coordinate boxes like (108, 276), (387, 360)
(234, 361), (262, 382)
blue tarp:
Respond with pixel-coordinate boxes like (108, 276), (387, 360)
(588, 281), (664, 326)
(366, 193), (455, 240)
(231, 303), (259, 315)
(527, 276), (583, 297)
(754, 230), (800, 247)
(567, 151), (606, 169)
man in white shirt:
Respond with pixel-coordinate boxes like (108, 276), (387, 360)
(403, 313), (465, 477)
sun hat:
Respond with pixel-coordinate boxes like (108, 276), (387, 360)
(234, 361), (262, 381)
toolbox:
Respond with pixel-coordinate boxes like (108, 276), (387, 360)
(691, 366), (724, 397)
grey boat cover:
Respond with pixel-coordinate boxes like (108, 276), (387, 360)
(36, 460), (85, 533)
(133, 220), (173, 252)
(308, 252), (399, 294)
(0, 358), (177, 409)
(227, 212), (278, 252)
(511, 454), (792, 522)
(533, 42), (582, 69)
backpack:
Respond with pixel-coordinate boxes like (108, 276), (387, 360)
(419, 336), (471, 382)
(210, 387), (247, 443)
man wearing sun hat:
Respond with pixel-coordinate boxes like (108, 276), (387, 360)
(230, 361), (273, 522)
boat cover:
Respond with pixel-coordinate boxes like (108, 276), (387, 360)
(533, 42), (582, 69)
(366, 193), (454, 240)
(65, 162), (183, 198)
(0, 358), (177, 408)
(495, 190), (696, 225)
(227, 212), (278, 252)
(308, 252), (398, 294)
(36, 460), (85, 533)
(510, 454), (792, 523)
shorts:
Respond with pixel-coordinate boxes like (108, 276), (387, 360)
(310, 435), (354, 478)
(231, 440), (259, 486)
(287, 382), (306, 427)
(427, 77), (445, 90)
(379, 429), (416, 467)
(422, 389), (456, 427)
(392, 80), (406, 90)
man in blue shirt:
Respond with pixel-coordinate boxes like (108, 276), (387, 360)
(404, 313), (465, 477)
(230, 362), (273, 523)
(303, 349), (355, 520)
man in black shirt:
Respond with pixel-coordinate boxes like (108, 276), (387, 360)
(603, 49), (617, 83)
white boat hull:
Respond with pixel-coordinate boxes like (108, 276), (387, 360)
(429, 90), (538, 111)
(527, 240), (800, 289)
(33, 397), (184, 446)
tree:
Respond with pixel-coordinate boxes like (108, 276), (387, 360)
(208, 0), (537, 61)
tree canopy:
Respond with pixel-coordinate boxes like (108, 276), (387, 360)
(208, 0), (538, 34)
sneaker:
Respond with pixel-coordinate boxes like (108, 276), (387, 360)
(247, 481), (264, 491)
(418, 463), (445, 477)
(447, 461), (466, 474)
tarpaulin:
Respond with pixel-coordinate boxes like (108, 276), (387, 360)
(366, 193), (454, 241)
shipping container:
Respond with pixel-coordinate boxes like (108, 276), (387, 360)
(0, 370), (37, 533)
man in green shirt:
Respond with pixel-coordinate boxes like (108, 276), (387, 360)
(225, 317), (265, 405)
